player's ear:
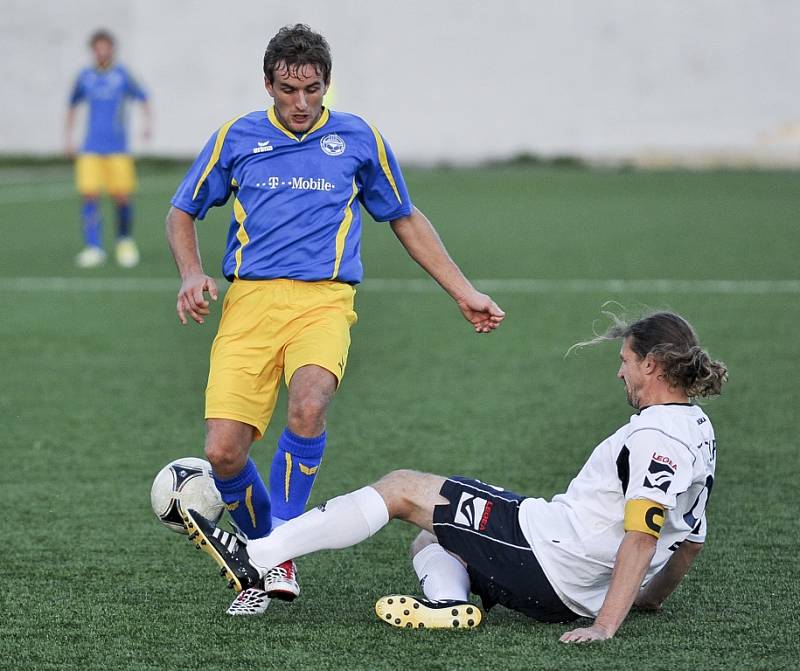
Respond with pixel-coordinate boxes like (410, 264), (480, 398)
(643, 352), (658, 375)
(264, 76), (274, 97)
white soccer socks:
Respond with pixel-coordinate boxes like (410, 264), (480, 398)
(248, 486), (390, 572)
(412, 543), (471, 602)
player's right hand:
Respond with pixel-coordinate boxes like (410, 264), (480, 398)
(177, 274), (218, 325)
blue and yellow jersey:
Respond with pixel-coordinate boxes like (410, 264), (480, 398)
(69, 64), (148, 154)
(171, 108), (413, 284)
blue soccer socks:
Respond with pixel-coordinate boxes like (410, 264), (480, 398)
(213, 458), (272, 540)
(116, 202), (132, 238)
(269, 428), (326, 524)
(81, 199), (102, 248)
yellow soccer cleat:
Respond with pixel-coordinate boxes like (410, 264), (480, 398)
(375, 595), (483, 630)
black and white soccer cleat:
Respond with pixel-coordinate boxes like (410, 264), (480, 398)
(182, 508), (261, 592)
(226, 585), (271, 616)
(375, 595), (483, 629)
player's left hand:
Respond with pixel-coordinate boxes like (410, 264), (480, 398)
(456, 291), (505, 333)
(559, 624), (613, 644)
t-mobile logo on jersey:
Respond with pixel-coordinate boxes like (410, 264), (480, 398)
(454, 493), (493, 531)
(259, 176), (336, 191)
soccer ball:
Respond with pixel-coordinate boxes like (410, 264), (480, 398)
(151, 457), (224, 534)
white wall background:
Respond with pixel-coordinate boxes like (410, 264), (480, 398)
(2, 0), (799, 165)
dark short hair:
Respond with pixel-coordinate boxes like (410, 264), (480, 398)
(573, 310), (728, 398)
(263, 24), (331, 83)
(89, 29), (115, 47)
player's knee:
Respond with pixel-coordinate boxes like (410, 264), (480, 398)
(204, 441), (247, 478)
(287, 393), (329, 435)
(374, 469), (422, 519)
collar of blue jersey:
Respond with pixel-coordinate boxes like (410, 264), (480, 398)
(267, 106), (330, 142)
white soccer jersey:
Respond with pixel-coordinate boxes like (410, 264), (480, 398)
(519, 404), (716, 617)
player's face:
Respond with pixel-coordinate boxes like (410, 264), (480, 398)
(617, 338), (647, 409)
(91, 39), (114, 68)
(265, 62), (328, 134)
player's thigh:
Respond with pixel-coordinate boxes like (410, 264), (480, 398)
(205, 283), (285, 440)
(106, 154), (137, 196)
(283, 281), (357, 388)
(75, 154), (104, 196)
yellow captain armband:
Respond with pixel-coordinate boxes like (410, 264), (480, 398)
(624, 499), (665, 538)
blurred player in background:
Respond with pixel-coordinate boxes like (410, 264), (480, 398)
(65, 29), (151, 268)
(166, 24), (505, 616)
(184, 311), (726, 642)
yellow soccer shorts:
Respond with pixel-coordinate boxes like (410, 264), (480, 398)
(75, 153), (137, 197)
(205, 279), (358, 439)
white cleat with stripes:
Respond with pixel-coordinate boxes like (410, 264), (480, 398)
(182, 508), (261, 592)
(226, 586), (271, 616)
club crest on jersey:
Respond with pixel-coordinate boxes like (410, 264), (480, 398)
(643, 454), (676, 493)
(320, 133), (346, 156)
(453, 493), (493, 531)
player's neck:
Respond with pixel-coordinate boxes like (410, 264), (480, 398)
(638, 385), (689, 408)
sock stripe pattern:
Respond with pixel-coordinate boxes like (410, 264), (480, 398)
(213, 458), (272, 541)
(269, 428), (326, 522)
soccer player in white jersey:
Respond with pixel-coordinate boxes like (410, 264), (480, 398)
(184, 311), (726, 642)
(167, 24), (504, 615)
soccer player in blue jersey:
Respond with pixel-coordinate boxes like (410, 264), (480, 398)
(65, 30), (151, 268)
(166, 24), (505, 616)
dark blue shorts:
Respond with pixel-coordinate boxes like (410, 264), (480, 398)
(432, 476), (577, 623)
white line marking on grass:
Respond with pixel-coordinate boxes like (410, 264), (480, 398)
(3, 277), (799, 294)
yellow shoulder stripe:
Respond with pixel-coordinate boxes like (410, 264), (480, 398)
(369, 125), (402, 203)
(624, 498), (665, 538)
(192, 115), (244, 200)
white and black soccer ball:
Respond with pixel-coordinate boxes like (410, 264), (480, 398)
(150, 457), (224, 534)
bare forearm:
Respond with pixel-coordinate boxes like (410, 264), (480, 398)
(637, 541), (702, 609)
(166, 206), (204, 279)
(594, 532), (657, 636)
(141, 101), (153, 136)
(65, 107), (77, 148)
(65, 108), (76, 133)
(390, 208), (474, 300)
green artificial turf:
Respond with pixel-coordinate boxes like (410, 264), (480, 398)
(1, 163), (798, 670)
